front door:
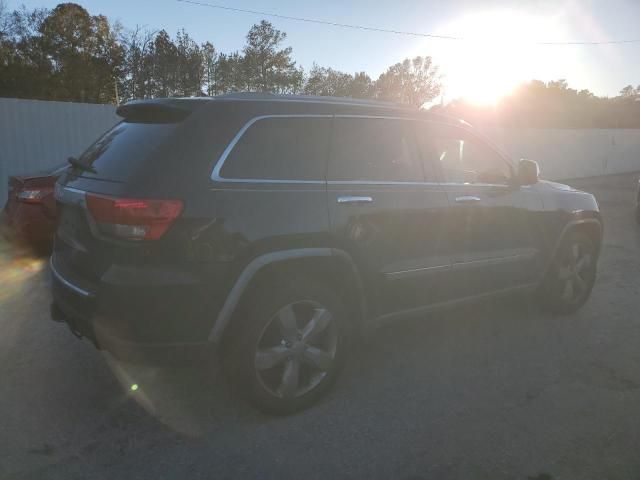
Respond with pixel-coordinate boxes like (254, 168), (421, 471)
(416, 123), (543, 298)
(327, 116), (452, 317)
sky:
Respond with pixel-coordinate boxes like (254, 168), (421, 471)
(8, 0), (640, 104)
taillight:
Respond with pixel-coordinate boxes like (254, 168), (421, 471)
(17, 188), (53, 204)
(85, 193), (183, 241)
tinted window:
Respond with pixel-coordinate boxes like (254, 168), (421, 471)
(220, 117), (330, 181)
(421, 125), (512, 184)
(413, 124), (442, 182)
(78, 121), (176, 180)
(329, 118), (423, 182)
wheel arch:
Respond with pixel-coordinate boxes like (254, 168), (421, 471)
(208, 248), (367, 343)
(541, 217), (602, 281)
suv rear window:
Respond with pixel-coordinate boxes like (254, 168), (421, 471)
(77, 121), (176, 181)
(219, 117), (330, 181)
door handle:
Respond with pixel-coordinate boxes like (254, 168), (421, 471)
(337, 195), (373, 205)
(455, 195), (482, 203)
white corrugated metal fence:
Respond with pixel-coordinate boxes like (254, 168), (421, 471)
(0, 98), (119, 201)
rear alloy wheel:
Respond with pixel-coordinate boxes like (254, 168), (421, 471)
(255, 301), (337, 399)
(226, 278), (348, 414)
(540, 231), (597, 314)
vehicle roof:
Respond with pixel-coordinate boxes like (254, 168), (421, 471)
(120, 93), (468, 126)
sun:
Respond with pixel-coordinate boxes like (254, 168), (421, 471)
(427, 9), (570, 105)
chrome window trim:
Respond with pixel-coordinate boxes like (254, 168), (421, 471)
(210, 114), (513, 187)
(211, 114), (331, 185)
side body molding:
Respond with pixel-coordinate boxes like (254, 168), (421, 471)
(208, 248), (365, 342)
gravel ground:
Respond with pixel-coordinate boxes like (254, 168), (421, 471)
(1, 173), (640, 480)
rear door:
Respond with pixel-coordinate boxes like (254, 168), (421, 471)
(417, 123), (543, 297)
(327, 116), (451, 317)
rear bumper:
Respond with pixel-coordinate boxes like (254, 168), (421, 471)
(52, 301), (213, 365)
(50, 254), (224, 365)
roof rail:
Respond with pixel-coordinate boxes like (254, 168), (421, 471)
(212, 92), (415, 109)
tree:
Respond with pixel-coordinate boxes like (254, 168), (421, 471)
(375, 56), (441, 107)
(38, 3), (124, 103)
(0, 6), (51, 99)
(349, 72), (374, 98)
(435, 78), (640, 129)
(120, 25), (156, 100)
(620, 85), (640, 98)
(303, 65), (374, 99)
(304, 64), (352, 96)
(175, 29), (203, 96)
(0, 0), (9, 38)
(149, 30), (178, 97)
(215, 51), (246, 93)
(201, 41), (217, 96)
(242, 20), (302, 93)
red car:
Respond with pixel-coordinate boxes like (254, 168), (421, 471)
(1, 162), (67, 252)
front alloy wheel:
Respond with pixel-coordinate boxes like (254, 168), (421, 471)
(540, 231), (597, 314)
(556, 242), (593, 306)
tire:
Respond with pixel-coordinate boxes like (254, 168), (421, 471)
(224, 276), (350, 415)
(538, 231), (597, 315)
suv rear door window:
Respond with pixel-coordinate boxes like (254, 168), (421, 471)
(329, 118), (423, 182)
(220, 117), (330, 181)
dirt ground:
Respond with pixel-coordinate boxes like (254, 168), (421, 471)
(1, 173), (639, 480)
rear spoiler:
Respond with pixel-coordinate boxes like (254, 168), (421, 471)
(116, 101), (205, 123)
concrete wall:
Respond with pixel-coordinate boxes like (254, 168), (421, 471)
(487, 128), (640, 180)
(0, 98), (118, 201)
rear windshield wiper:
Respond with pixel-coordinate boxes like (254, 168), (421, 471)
(67, 156), (97, 174)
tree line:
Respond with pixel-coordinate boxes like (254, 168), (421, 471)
(434, 79), (640, 129)
(1, 2), (639, 127)
(0, 2), (440, 106)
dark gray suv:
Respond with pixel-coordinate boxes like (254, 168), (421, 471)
(51, 93), (602, 414)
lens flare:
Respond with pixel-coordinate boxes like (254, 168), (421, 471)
(0, 240), (46, 304)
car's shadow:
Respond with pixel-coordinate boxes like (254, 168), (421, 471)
(96, 291), (564, 434)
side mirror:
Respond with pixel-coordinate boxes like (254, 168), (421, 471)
(518, 159), (539, 185)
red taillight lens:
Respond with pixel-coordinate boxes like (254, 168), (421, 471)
(85, 194), (183, 240)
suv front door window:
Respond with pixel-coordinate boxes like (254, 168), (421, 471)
(434, 135), (512, 185)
